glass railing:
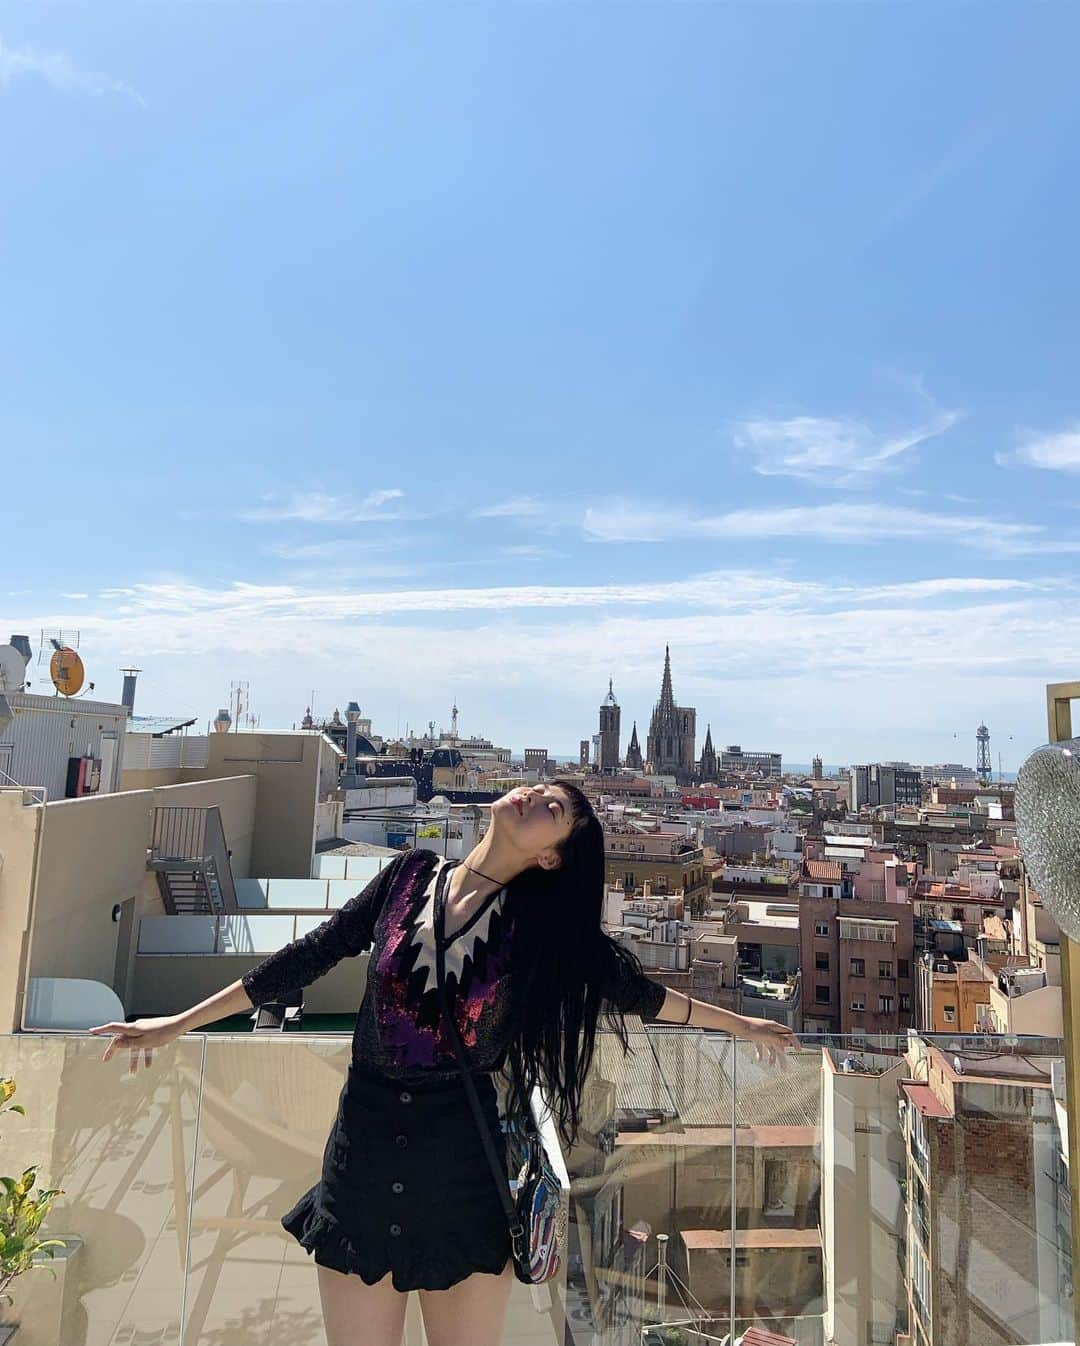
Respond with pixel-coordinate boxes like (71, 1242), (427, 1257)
(0, 1029), (1070, 1345)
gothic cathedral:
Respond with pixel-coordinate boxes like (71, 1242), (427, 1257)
(645, 646), (697, 784)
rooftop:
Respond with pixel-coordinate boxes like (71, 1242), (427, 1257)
(803, 860), (842, 882)
(681, 1229), (822, 1251)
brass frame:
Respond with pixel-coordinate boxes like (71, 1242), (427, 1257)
(1044, 680), (1080, 1339)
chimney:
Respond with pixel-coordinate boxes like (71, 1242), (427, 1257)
(120, 667), (142, 717)
(342, 700), (361, 788)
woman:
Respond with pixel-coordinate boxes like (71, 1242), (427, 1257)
(90, 780), (797, 1346)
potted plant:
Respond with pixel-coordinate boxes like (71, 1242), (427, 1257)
(0, 1078), (66, 1339)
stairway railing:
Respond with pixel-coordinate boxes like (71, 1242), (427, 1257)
(149, 805), (239, 913)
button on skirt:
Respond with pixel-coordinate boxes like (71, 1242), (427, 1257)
(281, 1063), (512, 1291)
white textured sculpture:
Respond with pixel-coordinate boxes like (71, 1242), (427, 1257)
(1015, 738), (1080, 942)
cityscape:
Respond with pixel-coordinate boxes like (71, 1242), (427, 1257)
(0, 632), (1070, 1344)
(2, 1), (1078, 1343)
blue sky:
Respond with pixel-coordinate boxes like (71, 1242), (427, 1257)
(3, 1), (1079, 768)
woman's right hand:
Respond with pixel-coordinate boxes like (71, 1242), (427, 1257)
(87, 1015), (187, 1073)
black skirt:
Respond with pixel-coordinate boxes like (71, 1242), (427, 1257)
(281, 1062), (512, 1291)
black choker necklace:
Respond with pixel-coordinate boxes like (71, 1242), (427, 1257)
(462, 861), (507, 887)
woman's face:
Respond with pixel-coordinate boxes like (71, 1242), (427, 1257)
(493, 782), (577, 867)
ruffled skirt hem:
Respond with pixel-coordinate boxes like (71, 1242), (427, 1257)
(282, 1185), (512, 1292)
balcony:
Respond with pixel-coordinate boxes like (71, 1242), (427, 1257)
(0, 1029), (1069, 1346)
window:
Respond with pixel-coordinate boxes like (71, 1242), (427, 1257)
(815, 953), (830, 971)
(850, 958), (865, 976)
(624, 872), (635, 890)
(983, 908), (996, 919)
(952, 906), (965, 921)
(879, 960), (893, 978)
(943, 1004), (956, 1023)
(900, 993), (912, 1012)
(815, 921), (829, 937)
(898, 958), (910, 979)
(815, 984), (830, 1003)
(878, 996), (894, 1014)
(850, 997), (865, 1012)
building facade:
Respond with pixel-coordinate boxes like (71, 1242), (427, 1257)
(719, 745), (783, 776)
(850, 763), (922, 810)
(800, 898), (916, 1036)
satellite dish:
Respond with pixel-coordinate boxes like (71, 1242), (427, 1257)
(0, 645), (28, 694)
(49, 647), (85, 697)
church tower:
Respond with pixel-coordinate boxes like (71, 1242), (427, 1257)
(646, 646), (697, 784)
(699, 724), (717, 781)
(625, 721), (643, 771)
(598, 679), (621, 774)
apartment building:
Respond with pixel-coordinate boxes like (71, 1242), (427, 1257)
(604, 888), (691, 974)
(603, 831), (710, 909)
(798, 860), (851, 900)
(850, 763), (922, 810)
(800, 899), (915, 1037)
(977, 963), (1064, 1037)
(916, 954), (992, 1032)
(912, 877), (1009, 954)
(901, 1040), (1068, 1346)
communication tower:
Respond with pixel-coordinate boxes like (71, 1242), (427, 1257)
(976, 722), (992, 784)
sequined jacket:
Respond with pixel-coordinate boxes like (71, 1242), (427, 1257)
(241, 847), (668, 1083)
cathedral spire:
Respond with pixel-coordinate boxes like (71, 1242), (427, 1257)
(658, 643), (676, 712)
(704, 723), (714, 753)
(625, 720), (643, 771)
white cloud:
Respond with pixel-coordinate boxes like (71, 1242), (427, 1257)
(240, 489), (415, 524)
(997, 426), (1080, 475)
(498, 544), (569, 560)
(266, 537), (405, 561)
(0, 35), (145, 105)
(582, 498), (1078, 553)
(471, 496), (546, 519)
(733, 405), (960, 486)
(12, 568), (1075, 764)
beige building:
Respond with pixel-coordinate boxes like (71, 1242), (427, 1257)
(604, 831), (709, 910)
(0, 731), (343, 1033)
(820, 1049), (908, 1345)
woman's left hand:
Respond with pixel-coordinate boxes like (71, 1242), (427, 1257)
(738, 1017), (800, 1068)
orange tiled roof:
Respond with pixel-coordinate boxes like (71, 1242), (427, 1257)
(740, 1329), (799, 1346)
(804, 860), (842, 882)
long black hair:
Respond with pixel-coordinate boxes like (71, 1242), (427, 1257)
(501, 778), (658, 1149)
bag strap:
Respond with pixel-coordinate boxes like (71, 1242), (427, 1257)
(434, 888), (525, 1241)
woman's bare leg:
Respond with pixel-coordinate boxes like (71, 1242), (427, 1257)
(316, 1263), (410, 1346)
(417, 1258), (515, 1346)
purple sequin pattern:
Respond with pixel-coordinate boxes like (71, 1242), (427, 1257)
(371, 852), (516, 1072)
